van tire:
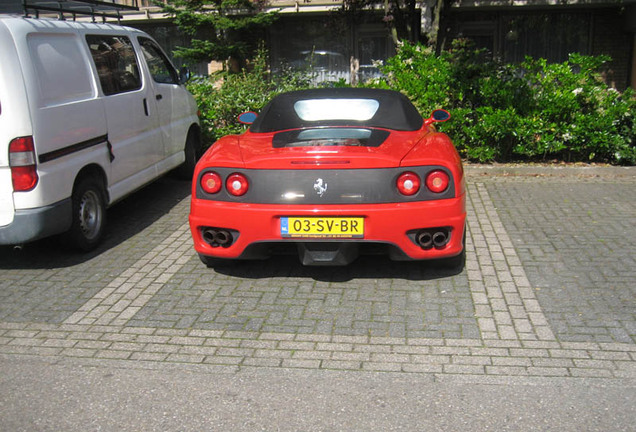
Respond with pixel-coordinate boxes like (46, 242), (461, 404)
(68, 177), (107, 251)
(176, 128), (200, 180)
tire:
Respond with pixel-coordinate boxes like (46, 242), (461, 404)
(440, 228), (467, 271)
(67, 176), (107, 251)
(176, 128), (200, 180)
(440, 248), (466, 271)
(198, 253), (236, 268)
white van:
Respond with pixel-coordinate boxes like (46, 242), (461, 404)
(0, 16), (200, 250)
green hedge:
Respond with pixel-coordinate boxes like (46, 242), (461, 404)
(187, 51), (311, 146)
(375, 41), (636, 164)
(188, 43), (635, 164)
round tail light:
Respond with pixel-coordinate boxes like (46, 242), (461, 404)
(426, 170), (450, 193)
(226, 173), (249, 196)
(396, 172), (421, 196)
(200, 172), (222, 194)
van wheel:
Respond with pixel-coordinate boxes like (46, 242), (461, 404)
(68, 177), (106, 251)
(176, 129), (200, 180)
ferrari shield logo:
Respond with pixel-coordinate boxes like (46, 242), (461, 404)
(313, 178), (328, 197)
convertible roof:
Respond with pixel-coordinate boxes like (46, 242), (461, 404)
(249, 88), (424, 133)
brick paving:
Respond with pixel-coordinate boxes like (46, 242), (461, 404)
(488, 181), (636, 344)
(0, 170), (635, 382)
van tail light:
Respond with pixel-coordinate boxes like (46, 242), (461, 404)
(9, 136), (38, 191)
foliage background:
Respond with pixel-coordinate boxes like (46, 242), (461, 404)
(187, 50), (311, 145)
(162, 0), (277, 68)
(375, 41), (636, 164)
(187, 42), (635, 165)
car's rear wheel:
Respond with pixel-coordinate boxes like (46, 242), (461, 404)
(441, 248), (466, 271)
(198, 254), (236, 268)
(439, 228), (466, 271)
(67, 177), (106, 251)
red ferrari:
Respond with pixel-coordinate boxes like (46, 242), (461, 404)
(189, 88), (466, 267)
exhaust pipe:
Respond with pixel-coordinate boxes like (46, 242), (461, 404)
(213, 230), (232, 246)
(202, 228), (233, 248)
(416, 231), (433, 249)
(202, 228), (217, 245)
(432, 230), (449, 248)
(414, 228), (451, 249)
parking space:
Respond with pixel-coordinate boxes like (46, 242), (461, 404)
(0, 169), (635, 381)
(489, 180), (636, 344)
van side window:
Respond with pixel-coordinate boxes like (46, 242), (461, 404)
(27, 33), (94, 107)
(86, 35), (142, 96)
(139, 37), (178, 85)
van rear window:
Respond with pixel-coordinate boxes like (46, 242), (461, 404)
(86, 35), (141, 96)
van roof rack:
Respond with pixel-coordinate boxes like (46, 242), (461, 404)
(22, 0), (139, 23)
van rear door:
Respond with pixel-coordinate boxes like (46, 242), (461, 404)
(2, 20), (108, 227)
(0, 20), (27, 228)
(24, 29), (108, 210)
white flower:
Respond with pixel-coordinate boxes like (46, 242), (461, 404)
(573, 88), (583, 95)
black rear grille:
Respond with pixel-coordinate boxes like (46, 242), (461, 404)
(196, 166), (455, 204)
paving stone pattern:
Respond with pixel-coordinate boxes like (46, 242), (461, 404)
(0, 173), (635, 381)
(487, 181), (636, 344)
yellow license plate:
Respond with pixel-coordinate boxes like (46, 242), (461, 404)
(281, 217), (364, 238)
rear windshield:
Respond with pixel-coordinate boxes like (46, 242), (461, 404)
(294, 99), (380, 122)
(250, 88), (424, 133)
(273, 128), (390, 148)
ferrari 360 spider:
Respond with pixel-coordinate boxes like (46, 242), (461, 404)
(189, 88), (466, 267)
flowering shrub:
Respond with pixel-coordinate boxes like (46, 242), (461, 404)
(376, 41), (636, 164)
(188, 43), (635, 164)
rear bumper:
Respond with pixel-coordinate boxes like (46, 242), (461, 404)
(190, 194), (466, 263)
(0, 199), (71, 245)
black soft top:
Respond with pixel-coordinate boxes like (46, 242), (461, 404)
(249, 88), (424, 133)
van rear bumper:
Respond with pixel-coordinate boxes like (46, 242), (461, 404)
(0, 198), (72, 245)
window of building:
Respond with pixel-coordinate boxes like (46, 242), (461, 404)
(501, 13), (591, 64)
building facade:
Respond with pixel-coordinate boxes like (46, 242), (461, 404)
(119, 0), (636, 89)
(4, 0), (635, 88)
(443, 0), (636, 90)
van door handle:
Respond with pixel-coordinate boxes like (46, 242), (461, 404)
(156, 94), (163, 101)
(142, 98), (149, 116)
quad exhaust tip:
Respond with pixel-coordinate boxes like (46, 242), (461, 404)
(416, 231), (433, 249)
(416, 228), (450, 249)
(202, 228), (234, 248)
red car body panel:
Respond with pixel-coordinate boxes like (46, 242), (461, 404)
(189, 88), (466, 266)
(189, 194), (466, 260)
(232, 129), (421, 169)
